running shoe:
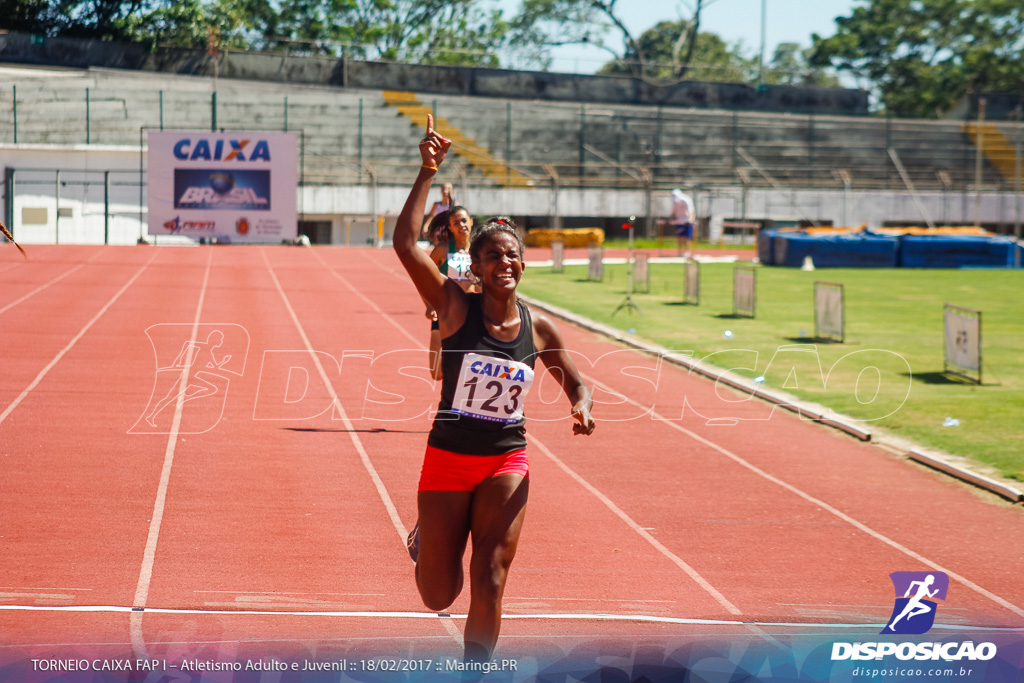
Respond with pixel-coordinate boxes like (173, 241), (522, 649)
(406, 520), (419, 562)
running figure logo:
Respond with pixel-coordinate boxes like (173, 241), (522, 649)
(881, 571), (949, 634)
(130, 324), (249, 434)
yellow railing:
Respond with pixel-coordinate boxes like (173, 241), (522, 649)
(382, 91), (533, 187)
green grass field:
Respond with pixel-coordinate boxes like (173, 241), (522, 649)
(518, 261), (1024, 481)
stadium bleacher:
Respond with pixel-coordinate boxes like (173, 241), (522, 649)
(1, 63), (1019, 194)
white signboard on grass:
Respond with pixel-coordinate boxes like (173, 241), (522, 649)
(552, 240), (565, 272)
(814, 282), (844, 342)
(733, 264), (756, 317)
(684, 262), (700, 305)
(633, 252), (650, 293)
(944, 304), (982, 383)
(588, 244), (604, 281)
(148, 131), (298, 243)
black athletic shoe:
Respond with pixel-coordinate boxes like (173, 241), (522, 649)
(406, 520), (419, 562)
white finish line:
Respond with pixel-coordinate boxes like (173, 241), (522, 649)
(0, 603), (1017, 633)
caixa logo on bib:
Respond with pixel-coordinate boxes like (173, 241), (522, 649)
(882, 571), (948, 634)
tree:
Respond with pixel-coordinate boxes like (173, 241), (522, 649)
(123, 0), (259, 51)
(597, 20), (755, 83)
(809, 0), (1024, 117)
(0, 0), (149, 41)
(763, 43), (840, 88)
(261, 0), (510, 66)
(1, 0), (512, 66)
(511, 0), (705, 79)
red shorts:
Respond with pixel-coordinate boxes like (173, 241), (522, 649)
(418, 445), (529, 492)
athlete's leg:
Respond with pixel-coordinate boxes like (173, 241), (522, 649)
(416, 490), (472, 611)
(464, 473), (529, 661)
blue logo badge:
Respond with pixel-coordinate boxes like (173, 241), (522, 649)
(881, 571), (949, 634)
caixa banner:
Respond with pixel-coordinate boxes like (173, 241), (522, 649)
(147, 132), (298, 243)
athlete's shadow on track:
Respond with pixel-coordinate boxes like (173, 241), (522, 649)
(283, 427), (429, 434)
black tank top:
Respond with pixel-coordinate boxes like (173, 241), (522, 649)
(428, 294), (537, 456)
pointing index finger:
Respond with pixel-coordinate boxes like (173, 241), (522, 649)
(426, 113), (434, 136)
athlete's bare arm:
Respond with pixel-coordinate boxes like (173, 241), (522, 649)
(532, 311), (596, 436)
(393, 115), (468, 333)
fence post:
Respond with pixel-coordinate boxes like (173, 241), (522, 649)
(3, 168), (14, 232)
(104, 170), (110, 245)
(211, 91), (218, 131)
(86, 88), (91, 144)
(12, 85), (17, 144)
(578, 104), (586, 171)
(974, 98), (986, 228)
(55, 169), (61, 245)
(655, 106), (664, 179)
(358, 98), (363, 168)
(284, 96), (288, 131)
(506, 101), (512, 186)
(1014, 107), (1022, 239)
(808, 113), (815, 177)
(731, 111), (738, 170)
(159, 90), (164, 130)
(299, 129), (305, 224)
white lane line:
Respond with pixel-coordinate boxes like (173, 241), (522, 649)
(318, 249), (741, 617)
(0, 586), (92, 591)
(0, 252), (159, 427)
(438, 614), (464, 647)
(0, 603), (1017, 633)
(528, 436), (742, 616)
(193, 590), (384, 596)
(130, 248), (214, 657)
(310, 250), (424, 348)
(305, 249), (461, 646)
(0, 263), (87, 316)
(581, 372), (1024, 622)
(261, 248), (409, 544)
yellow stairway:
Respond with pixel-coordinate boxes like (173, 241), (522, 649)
(382, 91), (532, 187)
(962, 122), (1024, 190)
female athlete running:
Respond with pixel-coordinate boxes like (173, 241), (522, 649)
(425, 206), (476, 380)
(393, 115), (596, 663)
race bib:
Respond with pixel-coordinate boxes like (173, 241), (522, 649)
(451, 352), (534, 423)
(447, 252), (473, 283)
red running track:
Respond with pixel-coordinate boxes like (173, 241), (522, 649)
(0, 245), (1022, 667)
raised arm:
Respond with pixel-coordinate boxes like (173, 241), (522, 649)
(393, 115), (454, 313)
(532, 311), (596, 436)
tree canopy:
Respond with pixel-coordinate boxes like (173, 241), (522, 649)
(597, 21), (753, 82)
(3, 0), (886, 104)
(810, 0), (1024, 117)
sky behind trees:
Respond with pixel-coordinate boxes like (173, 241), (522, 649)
(497, 0), (859, 74)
